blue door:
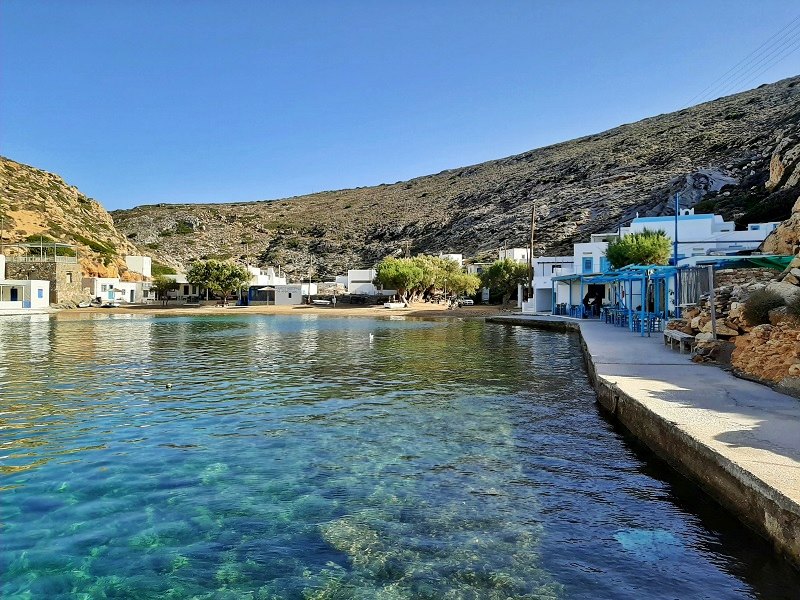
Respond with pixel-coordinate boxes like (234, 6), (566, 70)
(582, 257), (593, 273)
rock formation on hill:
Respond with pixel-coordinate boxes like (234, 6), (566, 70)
(0, 158), (139, 278)
(108, 76), (800, 278)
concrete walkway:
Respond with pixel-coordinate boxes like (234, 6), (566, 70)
(488, 314), (800, 566)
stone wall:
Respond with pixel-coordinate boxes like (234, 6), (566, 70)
(732, 322), (800, 396)
(5, 261), (86, 305)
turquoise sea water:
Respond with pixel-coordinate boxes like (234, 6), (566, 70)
(1, 314), (798, 599)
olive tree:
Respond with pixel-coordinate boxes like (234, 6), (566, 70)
(479, 258), (528, 305)
(187, 260), (251, 305)
(375, 257), (424, 306)
(152, 274), (179, 305)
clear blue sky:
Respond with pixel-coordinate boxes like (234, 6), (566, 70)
(2, 1), (799, 211)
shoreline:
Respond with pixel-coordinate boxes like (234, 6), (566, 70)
(487, 314), (800, 570)
(49, 302), (510, 320)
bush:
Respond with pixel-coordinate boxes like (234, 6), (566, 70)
(742, 289), (785, 326)
(152, 262), (177, 276)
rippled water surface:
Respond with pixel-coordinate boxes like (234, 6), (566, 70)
(1, 314), (798, 599)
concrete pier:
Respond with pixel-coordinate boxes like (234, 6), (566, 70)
(488, 314), (800, 569)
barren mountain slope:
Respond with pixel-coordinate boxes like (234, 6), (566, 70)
(112, 76), (800, 278)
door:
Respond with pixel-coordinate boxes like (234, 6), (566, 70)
(10, 288), (18, 302)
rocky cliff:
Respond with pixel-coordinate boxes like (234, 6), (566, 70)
(0, 158), (139, 278)
(109, 76), (800, 278)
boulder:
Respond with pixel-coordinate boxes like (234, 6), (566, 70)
(766, 280), (800, 304)
(700, 321), (739, 336)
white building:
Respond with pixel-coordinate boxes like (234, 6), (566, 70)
(276, 283), (317, 305)
(522, 256), (576, 313)
(247, 265), (287, 287)
(125, 255), (152, 278)
(522, 210), (780, 315)
(439, 253), (464, 267)
(83, 277), (152, 304)
(348, 269), (377, 295)
(499, 247), (529, 264)
(0, 279), (50, 311)
(618, 209), (779, 260)
(465, 262), (493, 276)
(165, 274), (202, 303)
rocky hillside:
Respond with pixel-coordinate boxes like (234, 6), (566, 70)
(0, 158), (139, 278)
(110, 76), (800, 278)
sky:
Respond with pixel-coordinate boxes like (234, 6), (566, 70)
(1, 1), (799, 211)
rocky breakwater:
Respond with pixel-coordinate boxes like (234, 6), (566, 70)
(665, 268), (776, 363)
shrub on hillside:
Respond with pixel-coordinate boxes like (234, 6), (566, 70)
(742, 289), (785, 326)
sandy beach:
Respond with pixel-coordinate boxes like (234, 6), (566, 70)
(55, 302), (511, 320)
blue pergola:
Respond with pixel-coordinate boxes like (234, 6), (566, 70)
(552, 264), (680, 336)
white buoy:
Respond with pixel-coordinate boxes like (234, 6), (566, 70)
(165, 383), (173, 389)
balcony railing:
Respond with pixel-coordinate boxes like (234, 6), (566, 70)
(5, 255), (79, 264)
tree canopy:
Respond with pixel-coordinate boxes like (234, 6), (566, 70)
(151, 274), (179, 304)
(374, 255), (481, 305)
(479, 258), (528, 304)
(604, 229), (672, 269)
(186, 260), (251, 304)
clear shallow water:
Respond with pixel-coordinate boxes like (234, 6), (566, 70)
(0, 314), (798, 599)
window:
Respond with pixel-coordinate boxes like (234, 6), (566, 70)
(600, 257), (610, 272)
(101, 284), (107, 292)
(183, 285), (189, 295)
(582, 257), (593, 273)
(66, 272), (73, 283)
(37, 288), (44, 299)
(288, 293), (292, 299)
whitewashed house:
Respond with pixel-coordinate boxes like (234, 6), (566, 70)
(499, 247), (529, 264)
(247, 265), (287, 287)
(0, 279), (50, 311)
(348, 269), (377, 295)
(165, 274), (202, 303)
(521, 256), (576, 313)
(618, 209), (779, 260)
(439, 253), (464, 267)
(125, 255), (152, 278)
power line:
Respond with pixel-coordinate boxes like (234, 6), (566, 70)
(686, 14), (800, 106)
(713, 35), (800, 100)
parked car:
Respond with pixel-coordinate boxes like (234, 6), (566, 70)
(458, 298), (474, 306)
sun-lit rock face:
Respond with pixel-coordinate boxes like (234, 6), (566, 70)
(0, 157), (138, 277)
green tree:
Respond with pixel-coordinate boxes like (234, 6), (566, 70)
(375, 257), (424, 305)
(479, 258), (528, 304)
(151, 275), (179, 305)
(187, 260), (251, 305)
(604, 229), (672, 269)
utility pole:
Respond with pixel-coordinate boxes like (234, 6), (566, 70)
(674, 192), (681, 317)
(528, 202), (536, 301)
(307, 254), (313, 304)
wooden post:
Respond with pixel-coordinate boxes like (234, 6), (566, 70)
(707, 265), (717, 340)
(528, 203), (535, 300)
